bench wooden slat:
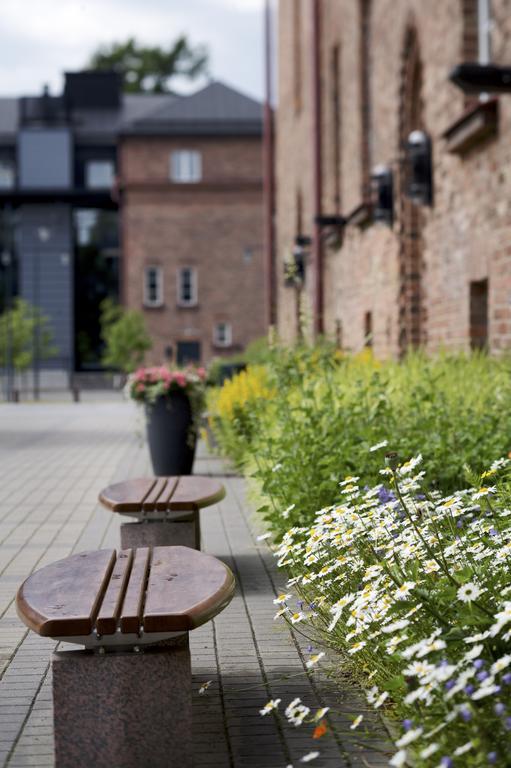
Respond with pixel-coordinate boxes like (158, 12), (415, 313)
(169, 477), (226, 511)
(154, 477), (179, 511)
(143, 546), (235, 632)
(98, 476), (225, 514)
(120, 547), (151, 634)
(142, 477), (169, 512)
(95, 550), (133, 635)
(16, 550), (116, 637)
(99, 478), (156, 512)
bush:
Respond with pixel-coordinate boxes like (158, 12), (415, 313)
(273, 455), (511, 766)
(0, 298), (56, 372)
(100, 299), (151, 373)
(209, 346), (511, 536)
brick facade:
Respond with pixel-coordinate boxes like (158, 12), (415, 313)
(120, 136), (265, 365)
(275, 0), (511, 356)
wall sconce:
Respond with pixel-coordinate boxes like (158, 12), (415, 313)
(370, 165), (393, 226)
(284, 235), (311, 287)
(404, 130), (433, 206)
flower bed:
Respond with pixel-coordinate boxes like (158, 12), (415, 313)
(208, 348), (511, 536)
(272, 454), (511, 766)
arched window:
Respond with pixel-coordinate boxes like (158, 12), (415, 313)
(359, 0), (372, 201)
(397, 25), (427, 354)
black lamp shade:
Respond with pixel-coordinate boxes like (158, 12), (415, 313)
(370, 165), (393, 225)
(404, 130), (433, 206)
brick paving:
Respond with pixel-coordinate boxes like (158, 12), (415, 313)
(0, 402), (390, 767)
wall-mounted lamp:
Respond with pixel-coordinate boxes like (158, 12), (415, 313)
(370, 165), (394, 226)
(404, 130), (433, 206)
(449, 63), (511, 94)
(284, 235), (311, 287)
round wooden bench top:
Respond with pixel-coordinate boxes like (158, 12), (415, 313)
(16, 546), (235, 642)
(99, 476), (225, 514)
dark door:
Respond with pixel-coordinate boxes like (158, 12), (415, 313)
(177, 341), (201, 366)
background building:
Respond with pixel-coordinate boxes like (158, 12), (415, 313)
(0, 73), (265, 389)
(274, 0), (511, 356)
(121, 82), (265, 366)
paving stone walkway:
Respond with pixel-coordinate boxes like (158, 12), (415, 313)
(0, 402), (390, 768)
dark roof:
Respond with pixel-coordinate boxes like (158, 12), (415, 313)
(0, 80), (262, 145)
(122, 81), (262, 137)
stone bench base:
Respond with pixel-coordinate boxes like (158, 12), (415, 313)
(53, 635), (192, 768)
(120, 514), (200, 550)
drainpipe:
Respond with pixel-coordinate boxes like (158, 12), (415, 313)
(311, 0), (323, 337)
(263, 0), (276, 327)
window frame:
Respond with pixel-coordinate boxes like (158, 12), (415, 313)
(143, 265), (164, 308)
(213, 322), (233, 348)
(169, 150), (202, 184)
(177, 266), (198, 307)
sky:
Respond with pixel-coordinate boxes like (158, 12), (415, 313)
(0, 0), (266, 100)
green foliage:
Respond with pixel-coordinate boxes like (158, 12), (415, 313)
(100, 299), (151, 373)
(209, 346), (511, 536)
(88, 36), (208, 93)
(0, 298), (56, 372)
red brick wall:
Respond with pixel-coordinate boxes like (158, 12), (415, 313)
(276, 0), (511, 356)
(120, 136), (265, 365)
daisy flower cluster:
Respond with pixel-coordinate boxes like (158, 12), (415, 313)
(273, 455), (511, 766)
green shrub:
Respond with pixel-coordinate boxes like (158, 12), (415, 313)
(210, 346), (511, 536)
(100, 299), (151, 373)
(0, 298), (57, 373)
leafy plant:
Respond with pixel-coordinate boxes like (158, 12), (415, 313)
(88, 36), (208, 93)
(0, 298), (56, 372)
(100, 299), (151, 373)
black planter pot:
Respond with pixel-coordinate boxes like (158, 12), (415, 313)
(145, 393), (196, 476)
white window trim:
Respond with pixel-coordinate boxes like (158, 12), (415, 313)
(478, 0), (491, 65)
(143, 265), (164, 308)
(177, 267), (198, 307)
(213, 322), (233, 348)
(169, 150), (202, 184)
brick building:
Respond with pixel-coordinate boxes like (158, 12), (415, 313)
(274, 0), (511, 355)
(0, 74), (265, 389)
(120, 82), (265, 366)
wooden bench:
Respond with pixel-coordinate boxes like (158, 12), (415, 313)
(16, 545), (235, 768)
(99, 475), (225, 550)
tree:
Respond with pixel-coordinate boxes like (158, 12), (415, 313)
(87, 36), (209, 93)
(0, 299), (56, 373)
(100, 299), (152, 374)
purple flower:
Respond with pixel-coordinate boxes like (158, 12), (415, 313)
(440, 758), (453, 768)
(445, 680), (456, 691)
(474, 659), (485, 670)
(456, 519), (464, 528)
(378, 486), (395, 504)
(307, 645), (313, 653)
(487, 753), (498, 765)
(502, 673), (511, 685)
(464, 684), (475, 696)
(460, 707), (472, 722)
(505, 717), (511, 731)
(402, 719), (413, 731)
(477, 670), (489, 682)
(495, 703), (506, 716)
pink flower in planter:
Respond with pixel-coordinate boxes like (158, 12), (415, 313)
(136, 382), (145, 393)
(197, 367), (207, 380)
(173, 372), (187, 388)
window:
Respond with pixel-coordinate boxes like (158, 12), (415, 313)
(0, 159), (15, 189)
(85, 160), (115, 189)
(470, 279), (488, 349)
(364, 311), (373, 348)
(177, 341), (201, 365)
(177, 267), (198, 306)
(170, 151), (202, 183)
(143, 266), (163, 308)
(213, 322), (232, 348)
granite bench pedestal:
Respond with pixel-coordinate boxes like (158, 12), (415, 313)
(16, 546), (235, 768)
(99, 476), (225, 550)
